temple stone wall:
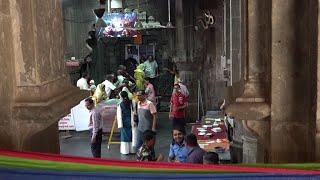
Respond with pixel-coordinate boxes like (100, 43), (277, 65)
(200, 1), (227, 111)
(0, 0), (15, 149)
(0, 0), (88, 153)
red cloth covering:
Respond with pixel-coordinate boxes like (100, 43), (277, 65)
(191, 124), (227, 141)
(66, 60), (80, 67)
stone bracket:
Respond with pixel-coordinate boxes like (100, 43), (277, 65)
(12, 87), (88, 127)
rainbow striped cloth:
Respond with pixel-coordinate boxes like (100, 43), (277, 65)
(0, 149), (319, 179)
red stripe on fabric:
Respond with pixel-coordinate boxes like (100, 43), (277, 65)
(0, 149), (319, 174)
(0, 149), (210, 170)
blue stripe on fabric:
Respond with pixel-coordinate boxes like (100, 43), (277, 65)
(0, 167), (319, 180)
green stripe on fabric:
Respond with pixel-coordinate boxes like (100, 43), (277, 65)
(0, 156), (231, 174)
(2, 155), (318, 173)
(239, 163), (320, 170)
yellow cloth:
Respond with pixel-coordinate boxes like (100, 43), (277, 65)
(132, 93), (138, 102)
(92, 84), (107, 105)
(134, 64), (145, 91)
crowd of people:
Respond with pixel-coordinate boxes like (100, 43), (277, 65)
(77, 55), (219, 165)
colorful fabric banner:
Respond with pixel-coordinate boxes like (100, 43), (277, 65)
(0, 149), (319, 179)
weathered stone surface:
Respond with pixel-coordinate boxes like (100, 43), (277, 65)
(226, 102), (270, 121)
(271, 0), (317, 163)
(0, 0), (15, 147)
(316, 133), (320, 160)
(271, 122), (314, 162)
(226, 0), (271, 163)
(226, 104), (270, 163)
(174, 0), (186, 62)
(0, 0), (88, 153)
(242, 135), (259, 163)
(243, 0), (270, 98)
(21, 121), (60, 153)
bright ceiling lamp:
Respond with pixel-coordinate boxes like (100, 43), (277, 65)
(111, 0), (123, 9)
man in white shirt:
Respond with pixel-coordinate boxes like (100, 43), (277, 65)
(114, 70), (125, 88)
(85, 98), (103, 158)
(76, 74), (89, 90)
(101, 74), (116, 98)
(144, 55), (159, 93)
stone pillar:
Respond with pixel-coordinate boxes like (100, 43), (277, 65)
(242, 135), (258, 163)
(271, 0), (317, 163)
(239, 0), (269, 100)
(0, 0), (87, 153)
(227, 0), (271, 112)
(174, 0), (186, 61)
(226, 0), (271, 163)
(0, 0), (15, 149)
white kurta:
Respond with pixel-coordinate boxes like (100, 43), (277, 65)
(76, 78), (89, 90)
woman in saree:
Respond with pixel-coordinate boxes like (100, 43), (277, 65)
(92, 83), (107, 105)
(134, 64), (145, 91)
(116, 91), (136, 154)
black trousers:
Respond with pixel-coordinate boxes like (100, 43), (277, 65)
(91, 129), (103, 158)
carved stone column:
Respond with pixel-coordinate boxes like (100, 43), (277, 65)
(271, 0), (317, 163)
(0, 0), (88, 153)
(226, 0), (271, 163)
(174, 0), (186, 62)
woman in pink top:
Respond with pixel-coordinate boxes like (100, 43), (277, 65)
(144, 77), (156, 105)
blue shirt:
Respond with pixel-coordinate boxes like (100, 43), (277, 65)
(168, 141), (188, 163)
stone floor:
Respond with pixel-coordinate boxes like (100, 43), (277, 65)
(60, 112), (184, 161)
